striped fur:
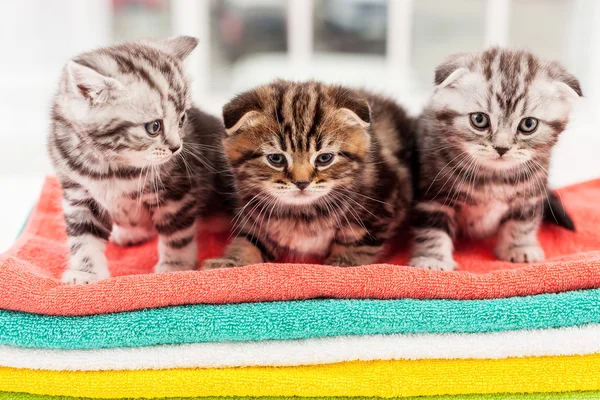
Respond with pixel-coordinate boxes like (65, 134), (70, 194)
(48, 37), (230, 284)
(410, 48), (581, 270)
(204, 80), (415, 268)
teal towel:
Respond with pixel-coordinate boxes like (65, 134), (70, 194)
(2, 288), (600, 349)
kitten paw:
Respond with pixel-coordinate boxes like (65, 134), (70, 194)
(111, 225), (157, 247)
(61, 268), (110, 285)
(202, 258), (242, 270)
(409, 256), (458, 271)
(495, 245), (545, 263)
(325, 254), (372, 267)
(154, 260), (197, 273)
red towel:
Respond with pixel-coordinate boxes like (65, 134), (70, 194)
(1, 176), (599, 316)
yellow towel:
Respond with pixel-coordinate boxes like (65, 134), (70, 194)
(1, 355), (600, 399)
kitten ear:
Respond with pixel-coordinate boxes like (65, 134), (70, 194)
(563, 77), (583, 97)
(339, 103), (371, 128)
(157, 36), (199, 61)
(67, 61), (122, 104)
(330, 88), (371, 127)
(556, 73), (583, 100)
(545, 61), (583, 100)
(436, 67), (469, 88)
(223, 90), (263, 135)
(434, 53), (470, 87)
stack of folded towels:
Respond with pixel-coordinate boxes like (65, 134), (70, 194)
(0, 177), (600, 400)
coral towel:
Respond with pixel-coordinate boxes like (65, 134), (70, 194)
(1, 177), (600, 315)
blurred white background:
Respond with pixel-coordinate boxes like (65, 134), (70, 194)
(0, 0), (599, 251)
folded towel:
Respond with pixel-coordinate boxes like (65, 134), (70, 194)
(3, 324), (600, 370)
(2, 392), (599, 400)
(3, 288), (600, 349)
(1, 355), (600, 398)
(1, 177), (599, 316)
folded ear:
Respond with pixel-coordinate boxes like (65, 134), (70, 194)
(222, 90), (263, 135)
(157, 36), (199, 61)
(330, 87), (371, 128)
(541, 60), (582, 102)
(67, 60), (122, 104)
(434, 53), (471, 88)
(562, 75), (583, 97)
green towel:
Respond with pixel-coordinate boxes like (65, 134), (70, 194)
(0, 391), (598, 399)
(2, 288), (600, 349)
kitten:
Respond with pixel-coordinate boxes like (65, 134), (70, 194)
(48, 36), (228, 284)
(410, 48), (580, 271)
(203, 80), (415, 268)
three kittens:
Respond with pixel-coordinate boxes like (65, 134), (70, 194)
(409, 48), (579, 270)
(49, 37), (579, 284)
(48, 36), (230, 284)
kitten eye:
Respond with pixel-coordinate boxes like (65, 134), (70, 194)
(179, 113), (186, 128)
(518, 117), (538, 134)
(144, 120), (162, 136)
(267, 153), (286, 167)
(469, 112), (490, 130)
(315, 153), (334, 167)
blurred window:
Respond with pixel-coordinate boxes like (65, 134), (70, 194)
(509, 0), (573, 65)
(112, 0), (172, 41)
(210, 0), (288, 92)
(314, 0), (387, 55)
(411, 0), (487, 90)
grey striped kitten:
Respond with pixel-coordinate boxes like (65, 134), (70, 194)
(410, 48), (580, 271)
(203, 80), (415, 268)
(48, 36), (229, 284)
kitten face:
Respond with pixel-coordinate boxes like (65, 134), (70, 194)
(427, 48), (581, 172)
(222, 81), (371, 208)
(56, 36), (198, 168)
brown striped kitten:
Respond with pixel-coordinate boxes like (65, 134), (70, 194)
(410, 48), (580, 271)
(203, 80), (415, 268)
(48, 36), (229, 284)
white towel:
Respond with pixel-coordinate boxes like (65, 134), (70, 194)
(3, 324), (600, 371)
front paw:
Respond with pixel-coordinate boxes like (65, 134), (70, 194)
(409, 256), (458, 271)
(62, 268), (110, 285)
(154, 260), (197, 273)
(325, 254), (373, 267)
(111, 225), (157, 247)
(202, 258), (242, 270)
(495, 244), (545, 263)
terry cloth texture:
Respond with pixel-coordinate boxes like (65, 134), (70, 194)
(1, 177), (600, 316)
(1, 393), (600, 400)
(3, 325), (600, 370)
(1, 355), (600, 398)
(3, 288), (600, 349)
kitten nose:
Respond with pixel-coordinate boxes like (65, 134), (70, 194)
(494, 147), (509, 156)
(293, 181), (311, 190)
(169, 145), (181, 153)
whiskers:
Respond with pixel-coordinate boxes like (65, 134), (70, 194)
(525, 159), (556, 219)
(229, 192), (280, 241)
(181, 144), (217, 173)
(425, 150), (470, 197)
(132, 160), (168, 213)
(149, 163), (165, 210)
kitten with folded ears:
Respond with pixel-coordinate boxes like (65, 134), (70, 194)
(204, 80), (416, 268)
(410, 48), (579, 271)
